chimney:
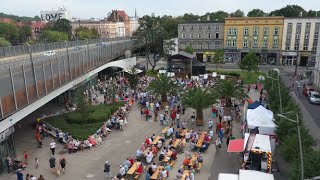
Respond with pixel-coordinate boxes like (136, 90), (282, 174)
(207, 15), (210, 21)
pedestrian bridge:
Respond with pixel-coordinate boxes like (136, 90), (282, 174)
(0, 39), (136, 134)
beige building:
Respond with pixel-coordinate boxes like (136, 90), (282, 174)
(314, 35), (320, 89)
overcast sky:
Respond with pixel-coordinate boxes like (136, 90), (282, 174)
(1, 0), (319, 19)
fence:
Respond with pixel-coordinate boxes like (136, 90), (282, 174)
(0, 37), (131, 58)
(0, 39), (134, 120)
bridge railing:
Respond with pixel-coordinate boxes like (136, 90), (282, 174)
(0, 39), (134, 120)
(0, 36), (131, 58)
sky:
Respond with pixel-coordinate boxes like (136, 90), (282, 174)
(1, 0), (319, 19)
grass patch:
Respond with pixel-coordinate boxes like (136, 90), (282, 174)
(207, 70), (264, 84)
(44, 102), (125, 140)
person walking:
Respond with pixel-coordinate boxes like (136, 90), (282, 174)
(38, 175), (45, 180)
(24, 151), (28, 164)
(104, 161), (112, 179)
(59, 156), (66, 175)
(49, 140), (56, 155)
(35, 158), (39, 169)
(5, 155), (12, 174)
(16, 170), (23, 180)
(49, 155), (56, 174)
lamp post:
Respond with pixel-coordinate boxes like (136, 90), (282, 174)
(277, 113), (304, 180)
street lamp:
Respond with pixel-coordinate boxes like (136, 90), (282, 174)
(277, 112), (304, 180)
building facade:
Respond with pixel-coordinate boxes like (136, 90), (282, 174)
(224, 17), (284, 64)
(314, 34), (320, 89)
(30, 21), (46, 40)
(107, 10), (138, 37)
(178, 21), (224, 62)
(281, 18), (320, 66)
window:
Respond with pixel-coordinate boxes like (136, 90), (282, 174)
(253, 39), (258, 48)
(286, 46), (290, 50)
(182, 33), (186, 39)
(207, 26), (211, 30)
(294, 45), (298, 50)
(215, 42), (220, 49)
(216, 32), (219, 39)
(228, 28), (232, 35)
(198, 33), (202, 39)
(227, 40), (232, 47)
(263, 27), (269, 35)
(197, 43), (202, 49)
(288, 23), (292, 28)
(232, 39), (237, 47)
(273, 39), (278, 48)
(243, 39), (248, 48)
(190, 33), (193, 39)
(297, 23), (302, 27)
(312, 46), (317, 51)
(208, 33), (211, 39)
(180, 43), (186, 49)
(305, 34), (309, 39)
(253, 28), (259, 36)
(233, 28), (237, 35)
(274, 27), (279, 35)
(244, 28), (249, 35)
(216, 25), (220, 30)
(199, 26), (202, 30)
(306, 23), (311, 28)
(182, 26), (185, 30)
(263, 39), (268, 48)
(296, 34), (300, 39)
(191, 26), (194, 30)
(315, 32), (319, 39)
(287, 34), (291, 39)
(303, 45), (308, 50)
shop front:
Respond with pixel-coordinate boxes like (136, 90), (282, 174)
(281, 51), (297, 65)
(224, 49), (240, 63)
(203, 51), (215, 63)
(0, 126), (15, 174)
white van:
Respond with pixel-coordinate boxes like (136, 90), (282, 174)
(44, 51), (56, 56)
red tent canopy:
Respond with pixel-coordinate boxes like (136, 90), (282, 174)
(227, 139), (245, 153)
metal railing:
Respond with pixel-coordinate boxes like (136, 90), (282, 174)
(0, 38), (135, 120)
(0, 36), (131, 58)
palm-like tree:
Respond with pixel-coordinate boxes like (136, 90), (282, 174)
(147, 74), (178, 103)
(214, 80), (249, 107)
(181, 87), (217, 126)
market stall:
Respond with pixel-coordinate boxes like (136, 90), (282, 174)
(246, 105), (276, 135)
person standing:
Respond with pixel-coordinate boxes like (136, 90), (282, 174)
(38, 175), (45, 180)
(208, 119), (213, 130)
(35, 158), (39, 169)
(49, 140), (56, 155)
(59, 156), (66, 175)
(104, 161), (112, 179)
(24, 151), (28, 164)
(16, 170), (23, 180)
(247, 84), (251, 92)
(49, 155), (56, 174)
(5, 155), (12, 174)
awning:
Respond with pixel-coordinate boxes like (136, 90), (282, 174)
(227, 139), (244, 153)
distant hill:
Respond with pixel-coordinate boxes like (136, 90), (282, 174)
(0, 12), (41, 22)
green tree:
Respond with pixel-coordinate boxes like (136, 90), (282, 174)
(230, 9), (245, 17)
(75, 27), (99, 40)
(184, 45), (194, 55)
(212, 11), (229, 20)
(147, 74), (178, 103)
(0, 37), (11, 47)
(133, 14), (168, 70)
(269, 5), (306, 17)
(53, 19), (72, 37)
(239, 51), (260, 80)
(306, 10), (320, 17)
(213, 49), (224, 71)
(126, 66), (139, 90)
(181, 87), (217, 126)
(247, 9), (267, 17)
(40, 30), (68, 42)
(161, 15), (181, 38)
(214, 80), (248, 107)
(18, 26), (32, 43)
(0, 22), (19, 44)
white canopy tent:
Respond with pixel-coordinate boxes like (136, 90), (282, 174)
(218, 173), (239, 180)
(124, 68), (143, 75)
(244, 133), (271, 153)
(246, 105), (276, 135)
(219, 170), (274, 180)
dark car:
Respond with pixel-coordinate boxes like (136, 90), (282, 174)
(74, 47), (82, 51)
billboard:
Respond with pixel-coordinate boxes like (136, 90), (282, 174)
(41, 8), (71, 22)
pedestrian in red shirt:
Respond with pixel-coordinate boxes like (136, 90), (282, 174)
(171, 112), (176, 125)
(24, 151), (28, 164)
(144, 109), (150, 121)
(247, 84), (251, 92)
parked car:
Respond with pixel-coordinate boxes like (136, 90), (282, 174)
(74, 47), (82, 51)
(44, 51), (56, 56)
(308, 91), (320, 104)
(96, 42), (107, 47)
(303, 86), (315, 97)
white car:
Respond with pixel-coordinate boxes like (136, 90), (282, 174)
(308, 91), (320, 104)
(44, 51), (56, 56)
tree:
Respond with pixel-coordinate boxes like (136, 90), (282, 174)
(214, 80), (249, 107)
(147, 74), (178, 103)
(212, 11), (229, 20)
(0, 37), (11, 47)
(239, 51), (260, 80)
(0, 22), (19, 44)
(184, 45), (194, 55)
(39, 30), (68, 42)
(230, 9), (244, 17)
(52, 19), (72, 37)
(269, 5), (306, 17)
(18, 26), (32, 43)
(181, 87), (217, 126)
(306, 10), (320, 17)
(247, 9), (267, 17)
(133, 14), (168, 70)
(126, 66), (139, 90)
(213, 49), (224, 71)
(75, 27), (99, 40)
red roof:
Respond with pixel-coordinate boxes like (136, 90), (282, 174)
(31, 21), (45, 28)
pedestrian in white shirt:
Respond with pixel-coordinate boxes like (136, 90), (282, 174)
(119, 165), (126, 177)
(50, 140), (56, 155)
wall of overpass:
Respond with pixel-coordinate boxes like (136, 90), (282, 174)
(0, 39), (135, 133)
(0, 57), (137, 134)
